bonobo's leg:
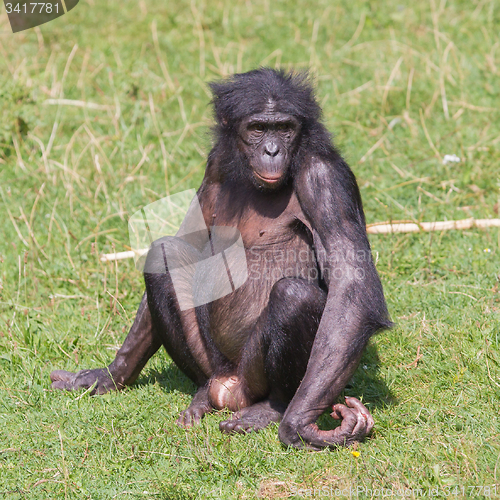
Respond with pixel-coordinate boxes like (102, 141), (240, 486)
(50, 293), (162, 394)
(144, 236), (221, 426)
(219, 278), (327, 434)
(50, 234), (213, 399)
(278, 293), (378, 449)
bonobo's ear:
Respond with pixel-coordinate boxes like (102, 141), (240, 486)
(221, 117), (228, 126)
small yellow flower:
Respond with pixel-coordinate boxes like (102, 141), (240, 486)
(351, 451), (360, 457)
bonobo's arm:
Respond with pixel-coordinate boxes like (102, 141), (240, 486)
(51, 293), (162, 394)
(279, 156), (390, 449)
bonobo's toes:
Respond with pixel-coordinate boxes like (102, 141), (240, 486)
(219, 400), (285, 435)
(50, 370), (78, 391)
(219, 411), (253, 434)
(50, 368), (119, 395)
(50, 370), (76, 384)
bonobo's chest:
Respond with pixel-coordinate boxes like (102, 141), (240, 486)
(199, 181), (312, 244)
(200, 182), (317, 276)
(198, 181), (319, 361)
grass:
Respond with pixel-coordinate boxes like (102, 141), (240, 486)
(0, 0), (499, 498)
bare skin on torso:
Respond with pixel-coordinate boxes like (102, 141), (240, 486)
(198, 180), (317, 363)
(174, 178), (318, 410)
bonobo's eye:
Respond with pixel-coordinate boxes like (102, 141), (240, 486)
(248, 123), (265, 132)
(276, 122), (292, 132)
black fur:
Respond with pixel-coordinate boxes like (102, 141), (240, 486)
(51, 68), (392, 450)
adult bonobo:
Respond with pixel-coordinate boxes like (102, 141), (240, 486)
(51, 68), (391, 449)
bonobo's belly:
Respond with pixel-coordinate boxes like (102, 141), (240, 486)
(207, 232), (318, 363)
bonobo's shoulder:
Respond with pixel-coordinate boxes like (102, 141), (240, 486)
(300, 152), (356, 186)
(297, 154), (337, 186)
(202, 156), (222, 184)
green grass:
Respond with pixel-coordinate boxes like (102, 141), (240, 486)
(0, 0), (499, 498)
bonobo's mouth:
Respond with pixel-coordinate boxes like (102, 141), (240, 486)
(254, 171), (283, 185)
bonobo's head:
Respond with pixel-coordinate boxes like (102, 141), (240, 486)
(210, 68), (322, 190)
(237, 102), (300, 188)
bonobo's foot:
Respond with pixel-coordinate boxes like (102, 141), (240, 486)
(50, 368), (121, 395)
(219, 400), (286, 434)
(279, 397), (374, 450)
(176, 386), (213, 428)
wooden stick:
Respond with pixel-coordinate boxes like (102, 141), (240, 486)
(366, 218), (500, 234)
(100, 250), (147, 262)
(100, 218), (500, 262)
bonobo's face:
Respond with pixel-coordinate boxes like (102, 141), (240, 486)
(237, 103), (301, 189)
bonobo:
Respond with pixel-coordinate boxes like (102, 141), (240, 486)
(51, 68), (391, 449)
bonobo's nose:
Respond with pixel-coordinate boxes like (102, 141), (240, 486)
(264, 141), (279, 157)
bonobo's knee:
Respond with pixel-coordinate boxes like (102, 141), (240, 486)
(143, 236), (200, 275)
(269, 278), (326, 317)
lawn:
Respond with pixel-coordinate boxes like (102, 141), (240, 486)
(0, 0), (499, 498)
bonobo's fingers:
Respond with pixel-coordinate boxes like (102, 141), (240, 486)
(330, 403), (358, 433)
(176, 405), (210, 428)
(219, 400), (285, 435)
(176, 386), (212, 428)
(279, 397), (374, 450)
(50, 368), (119, 395)
(329, 398), (372, 443)
(345, 396), (374, 435)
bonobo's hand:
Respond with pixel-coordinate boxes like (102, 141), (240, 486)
(278, 397), (374, 450)
(176, 386), (213, 428)
(176, 403), (211, 428)
(50, 368), (122, 395)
